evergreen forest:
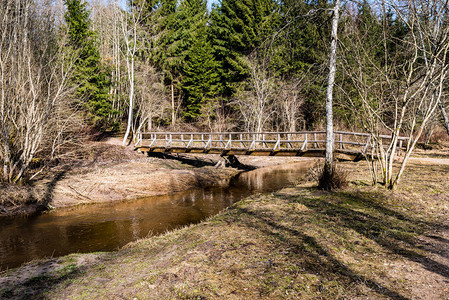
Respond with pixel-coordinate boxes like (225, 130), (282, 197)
(1, 0), (449, 184)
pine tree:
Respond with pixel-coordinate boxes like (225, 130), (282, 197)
(181, 35), (220, 119)
(272, 0), (331, 128)
(209, 0), (279, 96)
(161, 0), (208, 80)
(64, 0), (112, 129)
(153, 0), (216, 121)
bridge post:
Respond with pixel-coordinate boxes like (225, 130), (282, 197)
(205, 134), (212, 149)
(149, 134), (156, 147)
(249, 133), (256, 150)
(274, 134), (280, 150)
(187, 134), (193, 148)
(362, 135), (370, 153)
(301, 133), (308, 151)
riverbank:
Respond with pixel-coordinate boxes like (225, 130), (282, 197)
(1, 160), (448, 299)
(0, 139), (310, 217)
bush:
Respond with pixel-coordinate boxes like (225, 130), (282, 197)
(318, 163), (348, 191)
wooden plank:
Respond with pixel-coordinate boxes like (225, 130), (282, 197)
(136, 130), (409, 161)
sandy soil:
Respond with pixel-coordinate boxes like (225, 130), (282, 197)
(0, 138), (315, 217)
(47, 143), (314, 208)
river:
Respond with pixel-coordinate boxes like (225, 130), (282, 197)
(0, 161), (313, 270)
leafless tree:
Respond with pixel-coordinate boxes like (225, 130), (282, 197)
(133, 61), (170, 132)
(273, 76), (309, 132)
(90, 0), (127, 125)
(120, 0), (146, 145)
(234, 51), (278, 133)
(0, 0), (75, 182)
(198, 98), (236, 132)
(341, 0), (449, 189)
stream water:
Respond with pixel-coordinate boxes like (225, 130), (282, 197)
(0, 161), (313, 270)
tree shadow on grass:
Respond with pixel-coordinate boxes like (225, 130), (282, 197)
(0, 165), (73, 217)
(226, 187), (449, 298)
(265, 188), (449, 279)
(232, 204), (409, 299)
(298, 190), (449, 278)
(0, 257), (92, 300)
(41, 166), (71, 208)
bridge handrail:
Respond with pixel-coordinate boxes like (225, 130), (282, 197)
(137, 131), (409, 140)
(134, 130), (409, 158)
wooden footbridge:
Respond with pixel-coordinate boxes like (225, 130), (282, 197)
(135, 131), (408, 161)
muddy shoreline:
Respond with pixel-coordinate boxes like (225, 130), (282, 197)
(0, 142), (315, 218)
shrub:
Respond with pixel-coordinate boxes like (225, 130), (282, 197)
(318, 163), (349, 191)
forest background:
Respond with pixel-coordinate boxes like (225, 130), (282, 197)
(1, 0), (448, 185)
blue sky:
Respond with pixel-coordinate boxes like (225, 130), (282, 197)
(207, 0), (219, 10)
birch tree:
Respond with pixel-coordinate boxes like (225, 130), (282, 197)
(341, 0), (449, 189)
(121, 1), (144, 145)
(0, 0), (75, 182)
(90, 0), (127, 126)
(235, 51), (277, 133)
(323, 0), (341, 183)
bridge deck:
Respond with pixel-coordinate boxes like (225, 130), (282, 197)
(135, 131), (408, 161)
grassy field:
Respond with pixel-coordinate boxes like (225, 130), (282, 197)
(1, 160), (448, 299)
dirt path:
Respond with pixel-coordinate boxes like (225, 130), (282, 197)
(409, 156), (449, 165)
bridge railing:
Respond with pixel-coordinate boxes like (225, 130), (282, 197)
(135, 131), (408, 155)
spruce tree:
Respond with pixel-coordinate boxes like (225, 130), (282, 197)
(274, 0), (330, 128)
(161, 0), (208, 80)
(181, 35), (220, 119)
(154, 0), (218, 120)
(209, 0), (279, 96)
(274, 0), (329, 75)
(64, 0), (112, 129)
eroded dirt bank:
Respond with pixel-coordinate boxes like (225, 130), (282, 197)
(1, 160), (448, 299)
(0, 139), (310, 217)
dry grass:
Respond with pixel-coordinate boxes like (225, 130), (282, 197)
(317, 163), (349, 191)
(1, 160), (449, 299)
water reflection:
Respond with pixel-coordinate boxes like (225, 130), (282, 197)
(0, 161), (312, 270)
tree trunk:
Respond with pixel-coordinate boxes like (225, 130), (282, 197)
(324, 0), (341, 171)
(122, 56), (134, 145)
(122, 9), (138, 146)
(171, 82), (175, 125)
(438, 99), (449, 136)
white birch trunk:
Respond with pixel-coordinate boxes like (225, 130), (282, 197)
(325, 0), (341, 169)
